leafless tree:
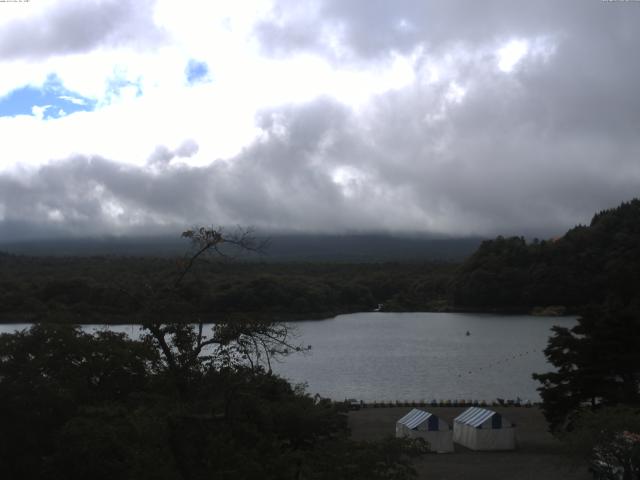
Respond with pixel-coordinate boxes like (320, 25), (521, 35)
(125, 226), (308, 397)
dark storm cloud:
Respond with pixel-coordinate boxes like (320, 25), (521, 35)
(250, 0), (640, 234)
(0, 102), (357, 240)
(0, 100), (395, 240)
(233, 67), (639, 237)
(0, 0), (165, 60)
(0, 155), (214, 240)
(1, 91), (638, 241)
(256, 0), (640, 137)
(256, 0), (633, 61)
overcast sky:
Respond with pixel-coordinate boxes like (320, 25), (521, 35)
(0, 0), (639, 241)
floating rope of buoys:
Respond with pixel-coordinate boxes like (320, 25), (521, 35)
(455, 348), (542, 377)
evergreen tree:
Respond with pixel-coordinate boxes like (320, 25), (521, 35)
(533, 302), (640, 431)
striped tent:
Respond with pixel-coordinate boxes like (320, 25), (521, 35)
(453, 407), (516, 451)
(396, 409), (453, 453)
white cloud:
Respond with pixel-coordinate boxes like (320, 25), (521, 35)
(58, 95), (86, 105)
(1, 0), (639, 240)
(31, 105), (52, 120)
(0, 1), (425, 173)
(497, 39), (529, 72)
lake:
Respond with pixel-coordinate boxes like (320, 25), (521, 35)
(0, 312), (575, 402)
(274, 312), (575, 402)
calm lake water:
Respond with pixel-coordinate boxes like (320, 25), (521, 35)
(0, 312), (575, 402)
(273, 312), (576, 402)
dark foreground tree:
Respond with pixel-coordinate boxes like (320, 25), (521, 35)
(0, 324), (162, 479)
(533, 301), (640, 432)
(563, 406), (640, 480)
(534, 302), (640, 478)
(0, 227), (426, 480)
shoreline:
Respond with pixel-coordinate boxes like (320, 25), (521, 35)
(0, 307), (576, 325)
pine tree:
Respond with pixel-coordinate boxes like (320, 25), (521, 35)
(533, 301), (640, 431)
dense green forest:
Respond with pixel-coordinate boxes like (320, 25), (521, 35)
(2, 203), (639, 477)
(2, 198), (640, 322)
(0, 227), (427, 479)
(0, 318), (425, 479)
(0, 254), (456, 323)
(452, 199), (640, 312)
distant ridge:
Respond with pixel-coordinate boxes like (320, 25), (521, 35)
(0, 233), (483, 261)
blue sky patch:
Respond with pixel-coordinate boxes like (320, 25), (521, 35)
(105, 75), (143, 103)
(0, 74), (96, 119)
(186, 59), (209, 84)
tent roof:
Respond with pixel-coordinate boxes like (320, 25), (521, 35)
(454, 407), (498, 427)
(397, 409), (434, 430)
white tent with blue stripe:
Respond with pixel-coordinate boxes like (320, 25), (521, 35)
(395, 409), (453, 453)
(453, 407), (516, 451)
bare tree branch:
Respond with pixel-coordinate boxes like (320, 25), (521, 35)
(121, 225), (304, 398)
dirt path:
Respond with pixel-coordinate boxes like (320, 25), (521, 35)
(349, 406), (591, 480)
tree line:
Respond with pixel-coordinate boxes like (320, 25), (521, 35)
(0, 227), (426, 480)
(452, 199), (640, 312)
(448, 199), (640, 476)
(3, 199), (640, 323)
(0, 254), (456, 323)
(521, 200), (640, 478)
(2, 197), (640, 477)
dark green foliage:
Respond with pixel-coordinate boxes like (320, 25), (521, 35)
(47, 407), (141, 480)
(533, 302), (640, 432)
(0, 324), (422, 480)
(0, 257), (456, 322)
(0, 227), (426, 479)
(0, 324), (160, 479)
(452, 198), (640, 311)
(296, 436), (428, 480)
(562, 407), (640, 480)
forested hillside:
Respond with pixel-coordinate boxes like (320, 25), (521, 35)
(0, 256), (455, 322)
(452, 199), (640, 311)
(3, 199), (639, 321)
